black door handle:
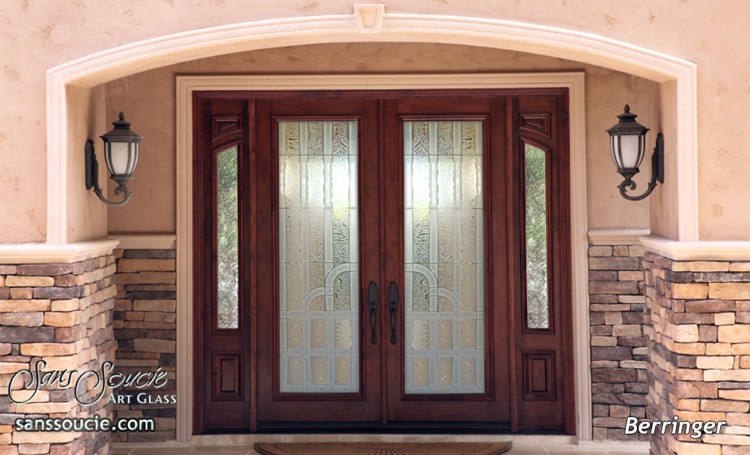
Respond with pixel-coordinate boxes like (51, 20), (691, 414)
(368, 281), (379, 345)
(388, 281), (398, 345)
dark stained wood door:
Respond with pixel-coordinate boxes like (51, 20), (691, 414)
(193, 90), (573, 434)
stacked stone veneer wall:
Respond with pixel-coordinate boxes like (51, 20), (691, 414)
(589, 243), (649, 441)
(644, 253), (750, 455)
(112, 248), (176, 443)
(0, 255), (117, 455)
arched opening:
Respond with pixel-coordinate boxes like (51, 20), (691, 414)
(46, 10), (697, 444)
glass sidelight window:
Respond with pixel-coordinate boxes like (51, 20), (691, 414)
(278, 121), (360, 393)
(217, 145), (239, 330)
(524, 143), (550, 330)
(403, 120), (485, 394)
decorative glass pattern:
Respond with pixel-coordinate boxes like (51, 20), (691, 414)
(403, 121), (485, 394)
(278, 121), (359, 393)
(525, 144), (550, 329)
(217, 146), (239, 330)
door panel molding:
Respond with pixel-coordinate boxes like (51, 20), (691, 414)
(178, 73), (589, 440)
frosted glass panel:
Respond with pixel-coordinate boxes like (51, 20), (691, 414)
(217, 146), (239, 330)
(404, 121), (485, 394)
(525, 144), (550, 329)
(279, 121), (359, 393)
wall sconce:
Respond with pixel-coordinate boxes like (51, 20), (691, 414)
(85, 113), (142, 207)
(606, 105), (664, 201)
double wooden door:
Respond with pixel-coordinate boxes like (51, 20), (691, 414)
(193, 90), (573, 434)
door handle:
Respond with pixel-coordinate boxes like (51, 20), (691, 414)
(368, 281), (379, 345)
(388, 281), (398, 345)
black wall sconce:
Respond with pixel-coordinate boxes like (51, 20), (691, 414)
(85, 113), (142, 207)
(606, 105), (664, 201)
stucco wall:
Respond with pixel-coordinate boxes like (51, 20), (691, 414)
(0, 1), (748, 242)
(102, 42), (658, 234)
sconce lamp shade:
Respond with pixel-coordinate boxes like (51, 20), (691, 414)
(605, 104), (664, 201)
(101, 113), (142, 186)
(606, 105), (649, 179)
(85, 112), (143, 207)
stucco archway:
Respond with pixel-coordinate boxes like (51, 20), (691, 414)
(46, 5), (697, 443)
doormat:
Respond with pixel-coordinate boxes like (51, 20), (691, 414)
(253, 442), (513, 455)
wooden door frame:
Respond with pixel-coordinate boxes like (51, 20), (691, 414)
(176, 73), (589, 440)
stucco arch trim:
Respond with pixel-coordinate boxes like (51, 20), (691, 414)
(46, 6), (698, 245)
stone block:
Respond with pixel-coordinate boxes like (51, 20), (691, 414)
(671, 283), (708, 299)
(591, 336), (617, 346)
(589, 281), (640, 295)
(718, 325), (750, 343)
(699, 325), (718, 342)
(117, 259), (175, 273)
(589, 246), (613, 257)
(709, 283), (750, 299)
(612, 324), (641, 337)
(696, 356), (734, 370)
(132, 339), (175, 353)
(0, 300), (51, 312)
(604, 312), (622, 325)
(704, 369), (750, 381)
(54, 275), (85, 287)
(590, 304), (631, 312)
(590, 271), (618, 281)
(20, 341), (84, 357)
(726, 412), (750, 426)
(139, 272), (176, 284)
(592, 369), (637, 383)
(714, 312), (736, 325)
(132, 300), (176, 312)
(0, 326), (54, 343)
(43, 311), (82, 327)
(719, 390), (750, 401)
(672, 261), (729, 272)
(672, 324), (700, 342)
(706, 344), (732, 355)
(9, 288), (32, 299)
(123, 249), (176, 259)
(672, 342), (706, 355)
(33, 287), (85, 300)
(51, 299), (80, 312)
(675, 398), (700, 411)
(591, 346), (632, 361)
(702, 434), (750, 445)
(684, 299), (736, 313)
(618, 271), (644, 282)
(589, 257), (639, 271)
(17, 444), (51, 454)
(0, 312), (43, 327)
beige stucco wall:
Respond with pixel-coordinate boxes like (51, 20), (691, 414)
(0, 0), (747, 242)
(103, 42), (657, 234)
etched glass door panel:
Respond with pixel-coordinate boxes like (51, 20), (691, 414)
(278, 121), (360, 393)
(403, 120), (485, 394)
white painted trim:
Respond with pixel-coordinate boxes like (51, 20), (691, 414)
(0, 239), (119, 264)
(109, 235), (176, 250)
(588, 229), (651, 246)
(641, 236), (750, 261)
(45, 9), (699, 247)
(176, 73), (591, 441)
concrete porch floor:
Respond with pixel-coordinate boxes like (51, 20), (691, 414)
(112, 435), (650, 455)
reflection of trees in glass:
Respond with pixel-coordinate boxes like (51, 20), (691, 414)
(217, 146), (239, 329)
(525, 145), (549, 329)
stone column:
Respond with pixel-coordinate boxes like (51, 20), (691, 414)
(644, 253), (750, 455)
(589, 243), (649, 441)
(0, 255), (117, 455)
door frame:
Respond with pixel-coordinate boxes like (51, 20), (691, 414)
(176, 73), (589, 440)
